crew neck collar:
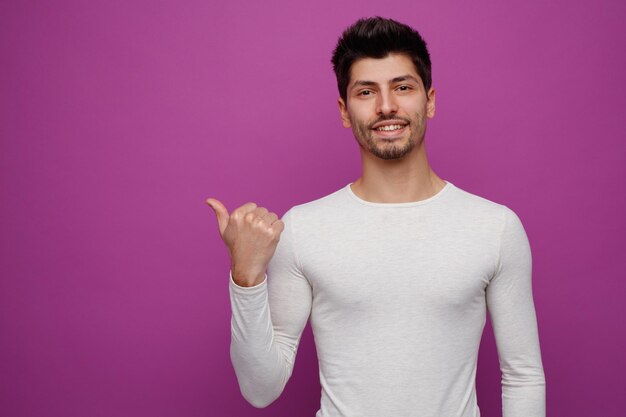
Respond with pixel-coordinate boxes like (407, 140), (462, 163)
(345, 180), (454, 207)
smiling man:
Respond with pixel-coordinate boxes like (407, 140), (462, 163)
(339, 54), (433, 162)
(207, 16), (546, 417)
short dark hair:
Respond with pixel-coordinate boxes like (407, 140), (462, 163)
(331, 17), (432, 103)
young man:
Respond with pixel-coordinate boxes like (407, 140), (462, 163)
(207, 17), (546, 417)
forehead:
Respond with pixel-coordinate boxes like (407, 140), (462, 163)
(349, 53), (420, 85)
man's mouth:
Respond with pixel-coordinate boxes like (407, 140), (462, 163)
(374, 124), (405, 132)
(371, 119), (409, 133)
(370, 120), (409, 137)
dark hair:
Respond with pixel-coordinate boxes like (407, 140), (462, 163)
(331, 17), (432, 103)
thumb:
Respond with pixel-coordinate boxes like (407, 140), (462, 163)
(205, 198), (230, 237)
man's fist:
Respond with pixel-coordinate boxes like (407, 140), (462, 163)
(206, 198), (285, 287)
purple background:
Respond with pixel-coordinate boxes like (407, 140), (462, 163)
(1, 0), (625, 416)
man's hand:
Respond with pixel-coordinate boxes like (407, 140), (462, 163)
(206, 198), (285, 287)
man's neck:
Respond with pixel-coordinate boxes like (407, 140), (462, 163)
(351, 144), (446, 204)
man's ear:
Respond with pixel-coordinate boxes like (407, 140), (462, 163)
(426, 87), (436, 119)
(338, 97), (351, 128)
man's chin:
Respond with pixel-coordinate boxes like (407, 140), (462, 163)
(369, 144), (414, 160)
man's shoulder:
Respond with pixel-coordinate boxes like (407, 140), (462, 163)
(450, 183), (506, 212)
(281, 184), (349, 222)
(448, 183), (523, 228)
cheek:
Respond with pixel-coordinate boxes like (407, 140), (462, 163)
(348, 108), (369, 126)
(409, 105), (428, 124)
(348, 100), (374, 118)
(403, 99), (426, 115)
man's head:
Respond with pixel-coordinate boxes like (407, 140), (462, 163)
(331, 17), (432, 104)
(331, 17), (435, 161)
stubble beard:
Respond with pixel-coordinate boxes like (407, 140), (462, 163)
(352, 112), (426, 161)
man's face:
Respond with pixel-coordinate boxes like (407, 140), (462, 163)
(338, 53), (435, 160)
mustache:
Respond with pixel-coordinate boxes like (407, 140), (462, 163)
(368, 114), (411, 129)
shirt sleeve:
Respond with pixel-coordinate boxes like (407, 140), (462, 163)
(228, 207), (312, 408)
(486, 206), (546, 417)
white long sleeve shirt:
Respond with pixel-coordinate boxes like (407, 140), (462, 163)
(228, 180), (546, 417)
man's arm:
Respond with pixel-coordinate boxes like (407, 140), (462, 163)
(229, 208), (312, 408)
(486, 206), (546, 417)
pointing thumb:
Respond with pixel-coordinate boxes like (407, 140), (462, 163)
(206, 198), (229, 237)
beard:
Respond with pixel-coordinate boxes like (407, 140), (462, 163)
(351, 112), (426, 160)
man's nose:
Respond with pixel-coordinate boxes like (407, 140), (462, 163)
(376, 90), (399, 114)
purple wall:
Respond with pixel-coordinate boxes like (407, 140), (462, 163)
(1, 0), (625, 416)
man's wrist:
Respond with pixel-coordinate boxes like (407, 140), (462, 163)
(230, 266), (266, 287)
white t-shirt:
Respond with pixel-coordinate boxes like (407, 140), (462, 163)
(228, 180), (545, 417)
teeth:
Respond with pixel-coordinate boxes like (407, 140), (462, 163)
(376, 125), (404, 131)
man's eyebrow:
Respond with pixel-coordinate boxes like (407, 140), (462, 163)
(390, 75), (420, 84)
(350, 80), (378, 89)
(350, 75), (420, 90)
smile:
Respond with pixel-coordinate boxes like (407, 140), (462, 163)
(372, 124), (408, 137)
(375, 124), (405, 131)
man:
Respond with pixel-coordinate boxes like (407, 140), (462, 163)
(207, 17), (546, 417)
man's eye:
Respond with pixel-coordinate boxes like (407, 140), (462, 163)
(397, 85), (412, 91)
(359, 90), (372, 96)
